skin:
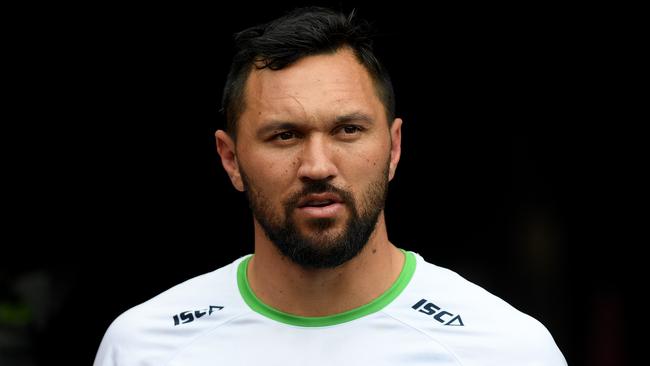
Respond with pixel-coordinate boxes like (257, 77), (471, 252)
(216, 48), (404, 317)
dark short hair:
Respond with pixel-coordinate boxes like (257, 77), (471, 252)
(221, 6), (395, 138)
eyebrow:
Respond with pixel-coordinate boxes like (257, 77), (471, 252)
(256, 112), (375, 138)
(334, 112), (375, 125)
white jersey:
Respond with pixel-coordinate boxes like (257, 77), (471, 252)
(94, 250), (566, 365)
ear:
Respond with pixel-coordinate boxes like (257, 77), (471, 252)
(388, 118), (402, 182)
(215, 130), (245, 191)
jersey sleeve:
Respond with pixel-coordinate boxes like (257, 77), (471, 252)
(93, 318), (125, 366)
(514, 318), (567, 366)
(92, 308), (159, 366)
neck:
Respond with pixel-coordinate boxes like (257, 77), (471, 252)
(246, 213), (405, 317)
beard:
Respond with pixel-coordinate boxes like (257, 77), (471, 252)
(241, 163), (389, 269)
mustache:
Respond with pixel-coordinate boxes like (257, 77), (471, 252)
(284, 181), (354, 210)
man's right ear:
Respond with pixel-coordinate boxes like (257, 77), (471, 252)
(215, 130), (245, 192)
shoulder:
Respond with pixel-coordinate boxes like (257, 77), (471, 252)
(385, 251), (567, 365)
(93, 255), (250, 366)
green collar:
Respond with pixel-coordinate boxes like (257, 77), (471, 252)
(237, 249), (416, 327)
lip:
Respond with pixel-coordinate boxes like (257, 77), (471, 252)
(297, 193), (344, 208)
(297, 202), (344, 219)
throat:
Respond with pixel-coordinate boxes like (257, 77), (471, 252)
(246, 242), (404, 317)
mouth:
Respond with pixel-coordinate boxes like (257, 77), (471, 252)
(297, 193), (344, 208)
(296, 193), (345, 219)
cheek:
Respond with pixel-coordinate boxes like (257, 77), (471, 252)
(243, 152), (297, 196)
(345, 144), (389, 177)
(342, 149), (389, 198)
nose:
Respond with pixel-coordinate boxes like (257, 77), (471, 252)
(297, 134), (338, 182)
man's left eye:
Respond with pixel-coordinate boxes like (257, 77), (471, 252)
(342, 126), (360, 134)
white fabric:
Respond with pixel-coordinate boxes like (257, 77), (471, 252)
(94, 252), (567, 365)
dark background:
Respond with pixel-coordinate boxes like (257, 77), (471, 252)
(2, 2), (639, 365)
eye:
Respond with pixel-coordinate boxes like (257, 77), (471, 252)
(276, 131), (296, 140)
(336, 125), (364, 137)
(342, 125), (361, 134)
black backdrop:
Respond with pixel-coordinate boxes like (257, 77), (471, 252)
(2, 2), (637, 365)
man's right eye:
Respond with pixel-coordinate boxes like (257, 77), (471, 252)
(276, 131), (295, 140)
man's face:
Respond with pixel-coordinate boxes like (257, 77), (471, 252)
(225, 48), (401, 269)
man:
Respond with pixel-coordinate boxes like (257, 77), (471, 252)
(94, 7), (567, 365)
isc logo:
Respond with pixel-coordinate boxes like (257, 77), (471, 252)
(412, 299), (464, 326)
(172, 305), (224, 326)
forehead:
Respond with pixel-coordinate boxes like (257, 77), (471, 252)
(241, 48), (384, 127)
